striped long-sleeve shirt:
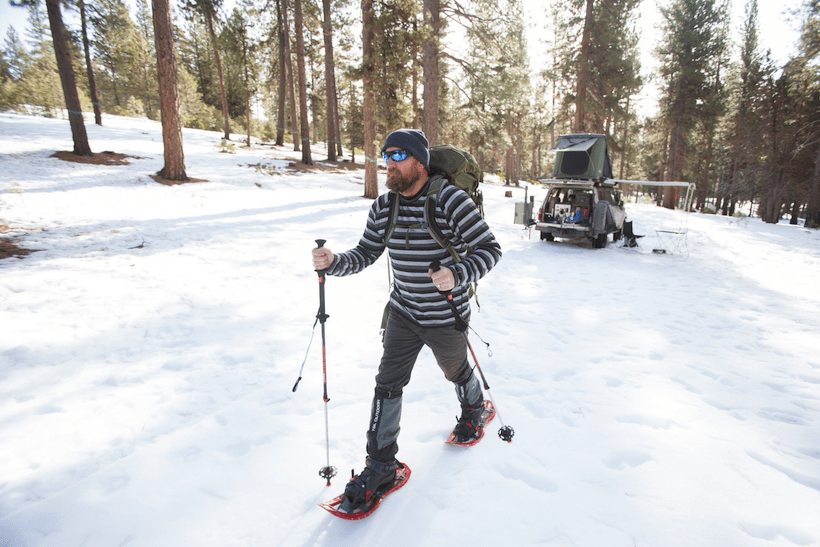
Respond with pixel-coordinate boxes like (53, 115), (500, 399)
(327, 174), (502, 328)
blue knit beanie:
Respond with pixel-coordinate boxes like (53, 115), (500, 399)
(381, 129), (430, 173)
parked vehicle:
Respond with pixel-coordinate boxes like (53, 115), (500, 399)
(535, 179), (626, 248)
(518, 133), (626, 248)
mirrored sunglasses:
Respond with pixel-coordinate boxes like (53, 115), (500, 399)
(382, 149), (410, 163)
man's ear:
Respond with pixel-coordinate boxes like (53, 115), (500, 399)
(416, 159), (427, 177)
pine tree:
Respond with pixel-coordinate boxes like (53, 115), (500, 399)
(321, 0), (340, 160)
(275, 0), (288, 145)
(134, 0), (158, 119)
(44, 0), (93, 155)
(656, 0), (728, 208)
(574, 0), (593, 132)
(293, 0), (312, 164)
(799, 0), (820, 227)
(361, 0), (378, 198)
(16, 0), (63, 117)
(224, 3), (259, 146)
(184, 0), (231, 140)
(152, 0), (188, 180)
(0, 28), (27, 107)
(280, 0), (300, 151)
(90, 0), (142, 111)
(724, 0), (764, 215)
(78, 0), (101, 125)
(463, 0), (531, 181)
(422, 0), (441, 143)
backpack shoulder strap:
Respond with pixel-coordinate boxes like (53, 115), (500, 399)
(383, 191), (400, 245)
(424, 176), (461, 263)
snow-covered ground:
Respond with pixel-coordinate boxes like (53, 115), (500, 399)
(1, 112), (819, 547)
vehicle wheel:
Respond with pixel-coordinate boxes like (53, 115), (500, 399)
(592, 233), (607, 249)
(542, 233), (555, 242)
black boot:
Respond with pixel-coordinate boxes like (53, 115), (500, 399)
(452, 403), (485, 443)
(338, 457), (397, 513)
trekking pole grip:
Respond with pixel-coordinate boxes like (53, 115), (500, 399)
(315, 239), (329, 323)
(315, 239), (328, 277)
(430, 260), (468, 333)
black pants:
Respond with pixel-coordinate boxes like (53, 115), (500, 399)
(366, 308), (483, 461)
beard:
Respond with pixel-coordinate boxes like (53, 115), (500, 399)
(386, 169), (420, 193)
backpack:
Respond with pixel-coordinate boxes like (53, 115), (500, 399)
(383, 144), (484, 262)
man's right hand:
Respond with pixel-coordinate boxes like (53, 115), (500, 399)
(312, 246), (334, 271)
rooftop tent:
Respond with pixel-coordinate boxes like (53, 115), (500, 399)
(550, 133), (613, 181)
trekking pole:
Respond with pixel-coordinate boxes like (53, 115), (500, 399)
(430, 260), (515, 443)
(314, 239), (337, 485)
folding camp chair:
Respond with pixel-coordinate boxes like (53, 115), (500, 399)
(622, 220), (644, 248)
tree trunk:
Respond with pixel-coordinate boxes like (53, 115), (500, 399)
(152, 0), (187, 180)
(619, 97), (629, 179)
(361, 0), (378, 199)
(422, 0), (440, 144)
(321, 0), (337, 161)
(789, 201), (800, 225)
(204, 12), (230, 141)
(665, 123), (684, 209)
(806, 142), (820, 228)
(516, 129), (522, 182)
(111, 67), (121, 106)
(281, 0), (300, 151)
(137, 0), (155, 120)
(412, 17), (420, 129)
(574, 0), (594, 133)
(78, 0), (102, 126)
(531, 139), (537, 179)
(275, 0), (286, 146)
(334, 90), (343, 157)
(293, 0), (312, 165)
(242, 27), (251, 147)
(310, 60), (317, 142)
(46, 0), (92, 156)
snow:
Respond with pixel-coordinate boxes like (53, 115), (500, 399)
(1, 112), (819, 547)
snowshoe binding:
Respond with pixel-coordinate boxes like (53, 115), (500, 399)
(446, 400), (496, 446)
(319, 458), (411, 520)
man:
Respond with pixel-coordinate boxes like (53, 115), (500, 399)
(311, 128), (501, 512)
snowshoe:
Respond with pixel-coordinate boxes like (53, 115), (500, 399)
(446, 400), (496, 447)
(319, 461), (411, 520)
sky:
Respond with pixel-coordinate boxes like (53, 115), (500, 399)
(1, 2), (30, 42)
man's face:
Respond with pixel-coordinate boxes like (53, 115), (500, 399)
(385, 147), (426, 194)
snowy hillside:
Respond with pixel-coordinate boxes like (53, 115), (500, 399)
(1, 112), (819, 547)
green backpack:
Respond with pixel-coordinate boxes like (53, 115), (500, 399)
(383, 144), (484, 262)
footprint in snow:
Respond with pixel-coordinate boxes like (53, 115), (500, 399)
(739, 522), (814, 546)
(496, 461), (559, 493)
(616, 414), (675, 430)
(758, 408), (809, 426)
(552, 368), (577, 381)
(603, 451), (652, 470)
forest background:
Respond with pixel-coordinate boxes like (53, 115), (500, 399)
(1, 0), (819, 227)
